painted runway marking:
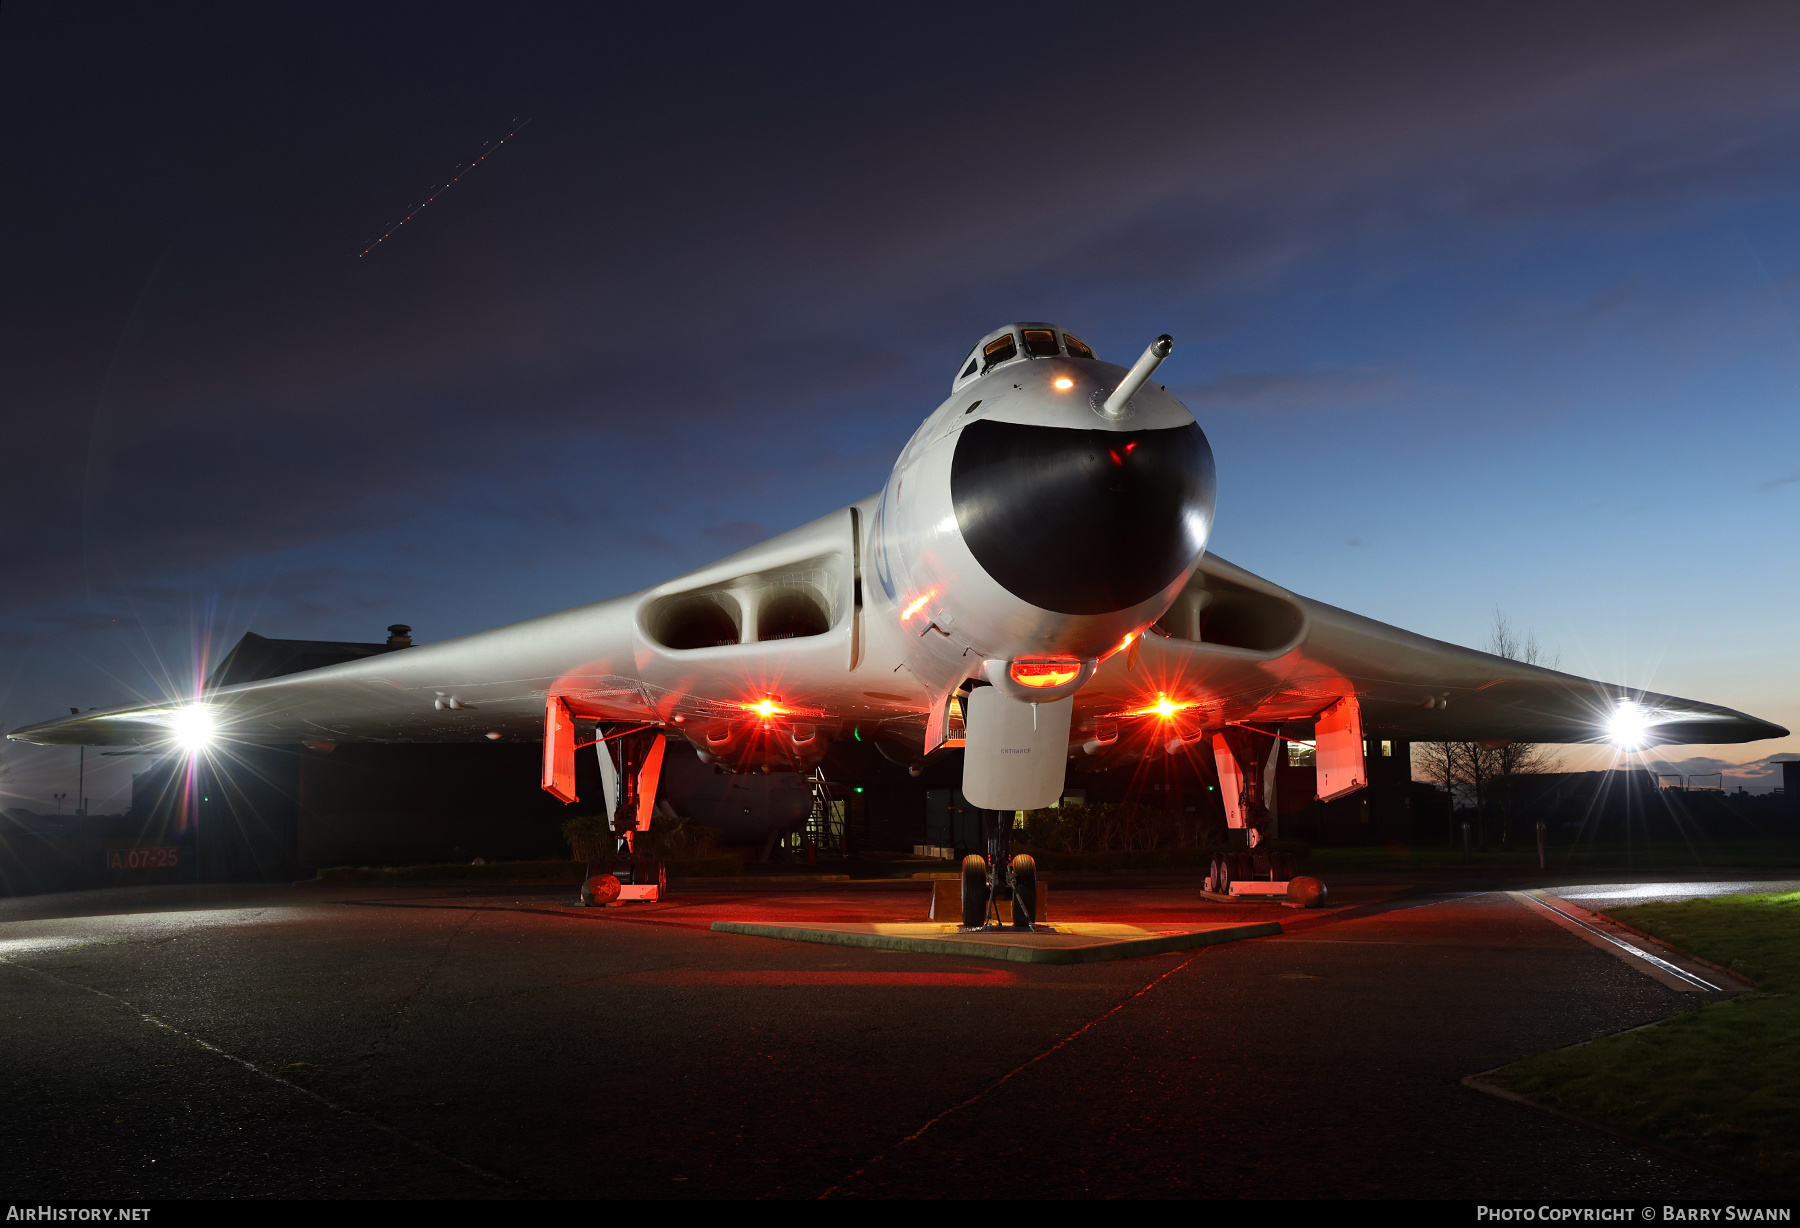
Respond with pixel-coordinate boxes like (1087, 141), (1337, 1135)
(1508, 891), (1719, 993)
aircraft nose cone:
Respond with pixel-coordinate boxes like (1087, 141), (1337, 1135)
(950, 419), (1216, 616)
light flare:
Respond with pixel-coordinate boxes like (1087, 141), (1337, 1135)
(1605, 700), (1656, 749)
(167, 705), (216, 752)
(1130, 693), (1194, 720)
(744, 698), (789, 720)
(901, 591), (934, 620)
(1053, 377), (1074, 390)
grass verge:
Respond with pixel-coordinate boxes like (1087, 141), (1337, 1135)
(1481, 889), (1800, 1189)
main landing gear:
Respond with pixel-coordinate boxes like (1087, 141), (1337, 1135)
(581, 728), (668, 906)
(959, 808), (1040, 931)
(1204, 848), (1297, 897)
(1202, 841), (1327, 907)
(1206, 727), (1329, 907)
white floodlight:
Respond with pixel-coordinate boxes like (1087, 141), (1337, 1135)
(1605, 700), (1654, 750)
(167, 705), (217, 753)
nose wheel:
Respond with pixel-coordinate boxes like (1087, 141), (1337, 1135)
(960, 854), (987, 929)
(958, 809), (1040, 931)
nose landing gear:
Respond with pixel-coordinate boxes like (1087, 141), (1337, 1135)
(958, 808), (1041, 931)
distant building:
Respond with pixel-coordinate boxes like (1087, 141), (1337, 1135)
(204, 626), (412, 687)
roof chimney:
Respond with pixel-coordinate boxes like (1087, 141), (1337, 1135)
(386, 624), (413, 648)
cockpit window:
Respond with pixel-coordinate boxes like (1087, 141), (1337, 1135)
(1063, 334), (1094, 360)
(960, 358), (978, 379)
(1022, 328), (1059, 358)
(982, 334), (1018, 369)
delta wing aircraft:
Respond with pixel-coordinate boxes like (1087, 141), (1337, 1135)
(12, 323), (1786, 921)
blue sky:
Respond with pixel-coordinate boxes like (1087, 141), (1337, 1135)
(2, 2), (1796, 809)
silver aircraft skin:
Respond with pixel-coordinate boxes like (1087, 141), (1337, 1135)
(11, 321), (1787, 813)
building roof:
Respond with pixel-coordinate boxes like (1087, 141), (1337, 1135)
(205, 631), (401, 689)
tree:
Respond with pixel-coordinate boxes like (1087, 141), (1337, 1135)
(1414, 614), (1564, 850)
(1414, 739), (1463, 847)
(1480, 612), (1562, 848)
(1463, 738), (1496, 849)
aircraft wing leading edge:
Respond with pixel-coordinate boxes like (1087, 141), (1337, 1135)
(10, 545), (1783, 757)
(1070, 552), (1784, 754)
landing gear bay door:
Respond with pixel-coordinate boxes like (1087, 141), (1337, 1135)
(1315, 696), (1367, 802)
(961, 688), (1072, 811)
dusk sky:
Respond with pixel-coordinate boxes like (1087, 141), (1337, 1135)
(3, 2), (1797, 811)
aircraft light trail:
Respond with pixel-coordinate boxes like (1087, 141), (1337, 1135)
(358, 117), (531, 257)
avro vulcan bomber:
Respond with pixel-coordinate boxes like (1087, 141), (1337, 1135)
(13, 323), (1785, 920)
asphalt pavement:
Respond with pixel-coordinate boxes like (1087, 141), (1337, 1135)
(0, 871), (1786, 1200)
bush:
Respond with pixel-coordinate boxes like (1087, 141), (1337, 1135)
(560, 810), (726, 862)
(649, 812), (725, 860)
(559, 812), (612, 861)
(1014, 841), (1310, 874)
(1019, 802), (1230, 854)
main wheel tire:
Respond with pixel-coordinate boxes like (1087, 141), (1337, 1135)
(1215, 853), (1232, 894)
(960, 855), (988, 929)
(1010, 855), (1037, 929)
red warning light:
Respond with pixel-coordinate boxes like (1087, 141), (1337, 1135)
(1129, 692), (1194, 719)
(1009, 657), (1083, 688)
